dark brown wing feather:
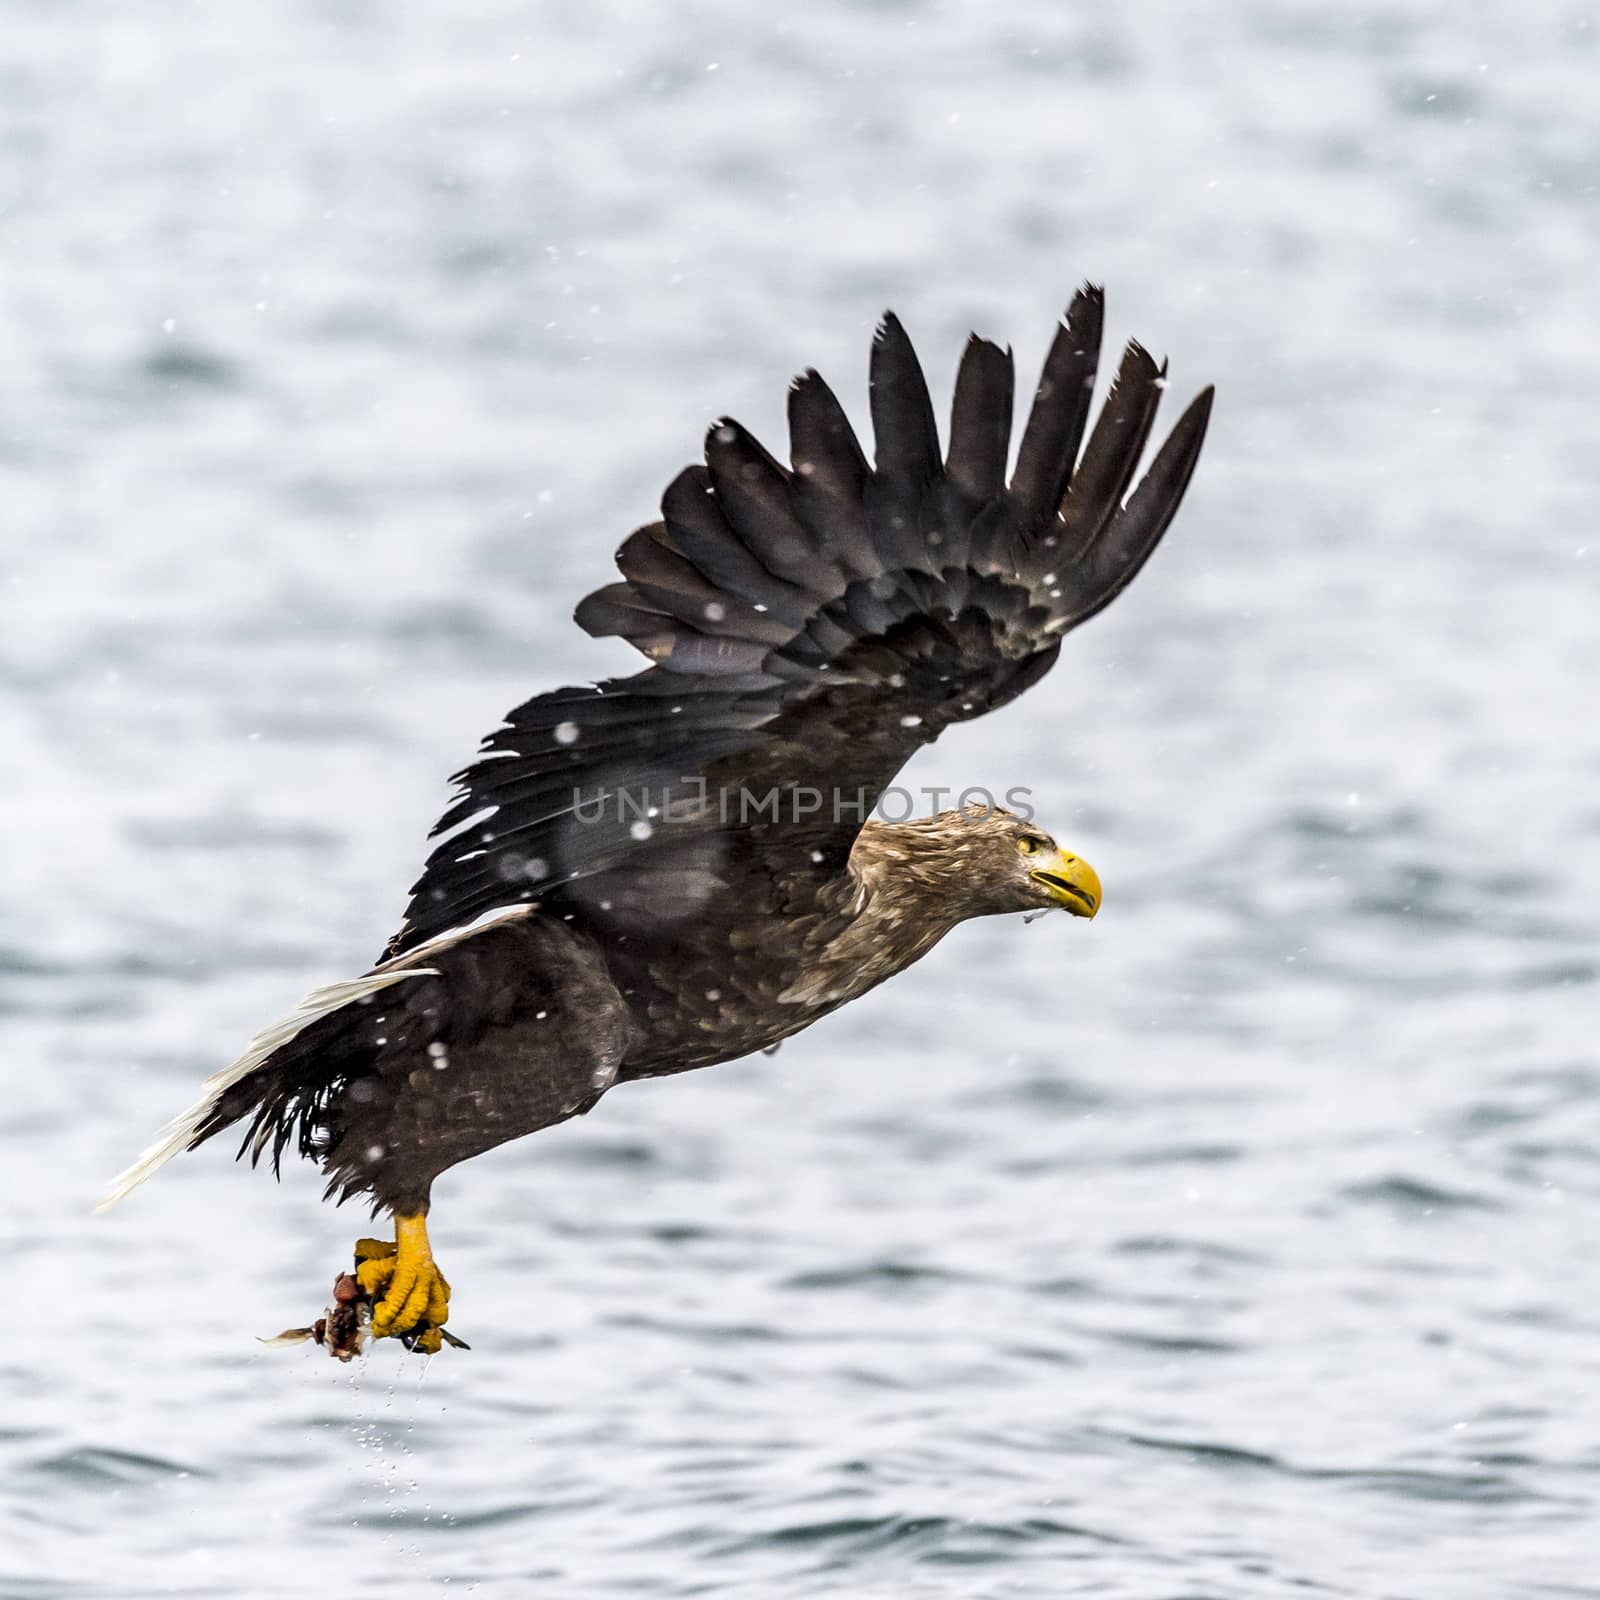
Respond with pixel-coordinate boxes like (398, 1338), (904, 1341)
(383, 296), (1213, 960)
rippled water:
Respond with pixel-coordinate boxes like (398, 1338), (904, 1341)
(5, 3), (1598, 1596)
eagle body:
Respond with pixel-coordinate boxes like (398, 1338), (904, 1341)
(205, 814), (1046, 1213)
(101, 289), (1213, 1355)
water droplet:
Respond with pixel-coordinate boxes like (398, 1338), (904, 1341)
(553, 722), (579, 745)
(703, 601), (726, 622)
(630, 819), (653, 840)
(900, 714), (923, 728)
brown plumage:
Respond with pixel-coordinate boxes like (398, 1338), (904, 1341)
(100, 289), (1213, 1354)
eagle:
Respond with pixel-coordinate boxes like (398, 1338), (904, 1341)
(99, 287), (1213, 1357)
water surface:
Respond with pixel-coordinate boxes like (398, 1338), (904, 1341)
(4, 4), (1598, 1596)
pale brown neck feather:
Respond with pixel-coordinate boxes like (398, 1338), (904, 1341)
(775, 820), (978, 1009)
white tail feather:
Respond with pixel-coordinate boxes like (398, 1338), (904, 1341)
(95, 902), (543, 1215)
(94, 966), (438, 1214)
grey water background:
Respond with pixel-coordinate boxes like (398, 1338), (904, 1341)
(3, 2), (1598, 1595)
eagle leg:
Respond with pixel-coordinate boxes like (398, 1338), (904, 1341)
(354, 1212), (454, 1353)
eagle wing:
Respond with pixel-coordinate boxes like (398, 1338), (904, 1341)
(384, 289), (1212, 959)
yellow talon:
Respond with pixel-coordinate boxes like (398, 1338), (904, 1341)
(355, 1254), (394, 1298)
(355, 1212), (453, 1348)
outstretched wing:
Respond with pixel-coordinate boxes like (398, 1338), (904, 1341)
(384, 289), (1212, 959)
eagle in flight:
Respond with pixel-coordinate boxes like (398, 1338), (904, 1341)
(100, 287), (1212, 1357)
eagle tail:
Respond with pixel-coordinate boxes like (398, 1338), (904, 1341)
(93, 965), (436, 1213)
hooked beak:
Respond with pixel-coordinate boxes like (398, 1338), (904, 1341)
(1030, 849), (1101, 919)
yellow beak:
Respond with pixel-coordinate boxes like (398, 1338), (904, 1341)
(1030, 849), (1101, 919)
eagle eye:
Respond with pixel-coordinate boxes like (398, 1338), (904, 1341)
(1017, 836), (1044, 857)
